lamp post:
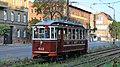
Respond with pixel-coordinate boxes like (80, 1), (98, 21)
(108, 6), (115, 20)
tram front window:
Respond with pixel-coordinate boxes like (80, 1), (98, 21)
(33, 27), (56, 39)
(39, 28), (44, 38)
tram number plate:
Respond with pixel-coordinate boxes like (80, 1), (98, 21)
(38, 47), (44, 50)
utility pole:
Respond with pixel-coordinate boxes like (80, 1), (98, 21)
(108, 6), (116, 44)
(67, 0), (69, 20)
(108, 6), (115, 20)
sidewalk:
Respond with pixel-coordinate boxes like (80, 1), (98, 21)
(0, 43), (32, 47)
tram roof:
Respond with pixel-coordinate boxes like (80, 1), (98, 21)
(35, 20), (83, 27)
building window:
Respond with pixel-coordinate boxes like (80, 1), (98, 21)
(17, 0), (22, 6)
(4, 10), (7, 21)
(23, 30), (26, 38)
(35, 9), (37, 13)
(3, 0), (6, 2)
(96, 16), (103, 21)
(12, 0), (14, 5)
(24, 0), (27, 8)
(18, 13), (21, 22)
(96, 16), (103, 24)
(17, 29), (20, 37)
(11, 12), (14, 21)
(24, 14), (26, 23)
(20, 0), (22, 6)
(31, 9), (33, 13)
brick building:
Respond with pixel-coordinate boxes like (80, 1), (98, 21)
(28, 1), (44, 21)
(69, 5), (92, 29)
(0, 0), (28, 44)
(93, 12), (113, 41)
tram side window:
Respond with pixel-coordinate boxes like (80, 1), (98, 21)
(68, 29), (71, 39)
(39, 28), (44, 38)
(76, 29), (79, 39)
(83, 30), (86, 39)
(57, 28), (61, 39)
(64, 28), (67, 39)
(51, 28), (54, 38)
(34, 29), (38, 38)
(73, 29), (75, 39)
(55, 29), (57, 38)
(80, 30), (82, 39)
(45, 28), (50, 38)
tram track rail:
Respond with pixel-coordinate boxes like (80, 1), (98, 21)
(93, 55), (120, 67)
(86, 48), (120, 57)
(68, 48), (120, 67)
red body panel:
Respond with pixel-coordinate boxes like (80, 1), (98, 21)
(57, 40), (87, 53)
(32, 40), (57, 54)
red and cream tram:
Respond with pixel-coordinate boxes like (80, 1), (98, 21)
(32, 20), (88, 59)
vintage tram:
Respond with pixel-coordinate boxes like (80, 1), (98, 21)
(32, 20), (88, 59)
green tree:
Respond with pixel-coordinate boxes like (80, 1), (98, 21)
(27, 18), (41, 43)
(0, 24), (10, 44)
(116, 21), (120, 39)
(0, 24), (10, 36)
(28, 18), (41, 35)
(33, 0), (65, 20)
(28, 18), (41, 29)
(109, 20), (120, 44)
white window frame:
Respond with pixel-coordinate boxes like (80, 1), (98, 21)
(20, 0), (22, 6)
(24, 14), (26, 23)
(32, 26), (57, 40)
(12, 0), (14, 5)
(17, 29), (21, 37)
(11, 12), (14, 21)
(4, 10), (7, 21)
(23, 30), (26, 38)
(24, 0), (27, 8)
(18, 13), (21, 22)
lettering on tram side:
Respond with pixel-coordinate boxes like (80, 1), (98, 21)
(38, 47), (45, 50)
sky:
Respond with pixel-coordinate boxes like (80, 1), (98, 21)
(29, 0), (120, 21)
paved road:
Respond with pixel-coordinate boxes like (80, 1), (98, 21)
(0, 41), (120, 60)
(0, 45), (32, 60)
(88, 41), (120, 48)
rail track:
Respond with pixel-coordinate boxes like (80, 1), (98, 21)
(1, 48), (120, 67)
(68, 48), (120, 67)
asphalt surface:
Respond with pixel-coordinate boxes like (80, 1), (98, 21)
(88, 41), (120, 48)
(0, 45), (32, 60)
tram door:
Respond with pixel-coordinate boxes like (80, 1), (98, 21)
(57, 28), (63, 51)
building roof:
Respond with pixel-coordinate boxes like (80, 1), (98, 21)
(102, 12), (113, 21)
(69, 5), (92, 14)
(96, 12), (113, 21)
